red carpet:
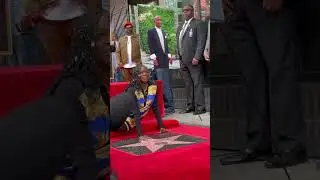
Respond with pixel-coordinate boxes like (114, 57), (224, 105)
(111, 119), (210, 180)
(0, 65), (62, 117)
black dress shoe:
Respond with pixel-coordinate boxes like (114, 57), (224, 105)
(265, 148), (307, 168)
(193, 109), (206, 115)
(220, 148), (272, 165)
(179, 107), (194, 114)
(165, 108), (175, 115)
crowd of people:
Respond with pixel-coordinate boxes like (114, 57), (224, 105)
(111, 4), (210, 116)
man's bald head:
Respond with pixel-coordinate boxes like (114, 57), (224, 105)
(183, 4), (194, 20)
(154, 15), (161, 28)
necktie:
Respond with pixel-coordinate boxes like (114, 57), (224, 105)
(178, 21), (187, 55)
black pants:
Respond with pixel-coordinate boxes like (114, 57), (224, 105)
(180, 61), (206, 110)
(228, 0), (305, 152)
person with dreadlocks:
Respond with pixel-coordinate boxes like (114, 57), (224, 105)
(42, 1), (110, 180)
(0, 25), (105, 180)
(110, 64), (167, 138)
(52, 26), (110, 180)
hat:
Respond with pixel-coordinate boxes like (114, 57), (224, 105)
(43, 0), (87, 21)
(124, 21), (133, 28)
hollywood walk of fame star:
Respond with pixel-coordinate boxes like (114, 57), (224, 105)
(118, 135), (195, 153)
(112, 133), (206, 155)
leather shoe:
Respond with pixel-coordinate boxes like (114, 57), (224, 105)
(265, 148), (307, 168)
(220, 148), (272, 165)
(179, 107), (194, 114)
(193, 109), (206, 115)
(165, 109), (175, 115)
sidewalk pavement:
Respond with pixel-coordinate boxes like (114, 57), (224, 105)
(164, 111), (210, 127)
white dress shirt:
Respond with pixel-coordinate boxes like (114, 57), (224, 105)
(127, 35), (132, 64)
(150, 27), (171, 60)
(155, 26), (165, 52)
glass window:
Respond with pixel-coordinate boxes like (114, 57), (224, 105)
(178, 14), (183, 22)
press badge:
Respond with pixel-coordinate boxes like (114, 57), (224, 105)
(189, 28), (193, 37)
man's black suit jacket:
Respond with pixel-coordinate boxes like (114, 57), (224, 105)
(147, 28), (170, 69)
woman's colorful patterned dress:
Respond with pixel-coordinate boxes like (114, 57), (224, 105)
(122, 83), (157, 131)
(55, 91), (110, 180)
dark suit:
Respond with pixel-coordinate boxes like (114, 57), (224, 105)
(176, 18), (207, 110)
(0, 79), (98, 180)
(148, 28), (174, 111)
(227, 0), (304, 151)
(147, 28), (170, 69)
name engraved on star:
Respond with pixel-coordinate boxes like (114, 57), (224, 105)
(118, 135), (195, 153)
(112, 133), (207, 156)
(155, 142), (168, 145)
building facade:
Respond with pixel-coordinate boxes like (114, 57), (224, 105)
(160, 0), (209, 27)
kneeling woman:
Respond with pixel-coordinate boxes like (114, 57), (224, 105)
(52, 26), (110, 180)
(110, 65), (167, 137)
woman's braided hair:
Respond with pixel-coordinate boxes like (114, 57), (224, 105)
(64, 24), (98, 85)
(47, 22), (109, 120)
(71, 24), (109, 119)
(126, 64), (154, 91)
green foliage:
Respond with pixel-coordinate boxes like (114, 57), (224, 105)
(137, 4), (176, 54)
